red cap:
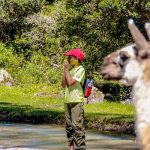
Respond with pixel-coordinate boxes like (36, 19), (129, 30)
(65, 48), (84, 61)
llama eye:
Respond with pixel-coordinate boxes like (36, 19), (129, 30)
(132, 45), (138, 56)
(112, 61), (117, 65)
(120, 54), (129, 62)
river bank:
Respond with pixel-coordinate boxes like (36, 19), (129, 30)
(0, 85), (135, 135)
(0, 109), (135, 135)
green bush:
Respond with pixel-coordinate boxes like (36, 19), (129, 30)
(0, 0), (149, 93)
(0, 42), (22, 75)
(14, 52), (62, 85)
(62, 0), (150, 75)
(0, 0), (45, 42)
(93, 73), (132, 102)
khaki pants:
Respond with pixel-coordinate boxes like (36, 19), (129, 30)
(64, 102), (86, 150)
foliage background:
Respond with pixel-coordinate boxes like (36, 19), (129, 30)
(0, 0), (149, 100)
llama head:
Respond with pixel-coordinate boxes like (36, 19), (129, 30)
(101, 19), (150, 85)
(100, 50), (122, 80)
(101, 43), (140, 85)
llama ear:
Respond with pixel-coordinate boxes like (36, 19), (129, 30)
(128, 19), (149, 49)
(145, 23), (150, 40)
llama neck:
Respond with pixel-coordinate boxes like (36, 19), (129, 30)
(133, 75), (150, 135)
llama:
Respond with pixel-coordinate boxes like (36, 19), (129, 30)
(101, 43), (139, 85)
(101, 20), (150, 150)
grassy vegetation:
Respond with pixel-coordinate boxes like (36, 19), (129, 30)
(85, 102), (135, 122)
(0, 85), (135, 134)
(0, 84), (64, 109)
(0, 85), (64, 123)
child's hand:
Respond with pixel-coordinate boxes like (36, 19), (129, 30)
(64, 61), (69, 70)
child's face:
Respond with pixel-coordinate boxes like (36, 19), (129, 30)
(67, 56), (79, 66)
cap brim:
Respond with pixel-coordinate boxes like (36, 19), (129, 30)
(64, 52), (72, 56)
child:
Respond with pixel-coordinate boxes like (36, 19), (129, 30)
(61, 48), (86, 150)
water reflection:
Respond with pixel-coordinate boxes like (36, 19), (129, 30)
(0, 123), (139, 150)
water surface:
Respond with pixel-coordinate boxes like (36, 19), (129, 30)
(0, 123), (139, 150)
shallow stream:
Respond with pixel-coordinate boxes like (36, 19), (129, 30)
(0, 123), (139, 150)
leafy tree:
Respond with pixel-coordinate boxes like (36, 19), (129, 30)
(0, 0), (149, 87)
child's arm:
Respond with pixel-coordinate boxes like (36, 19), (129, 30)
(61, 70), (67, 88)
(64, 62), (76, 86)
